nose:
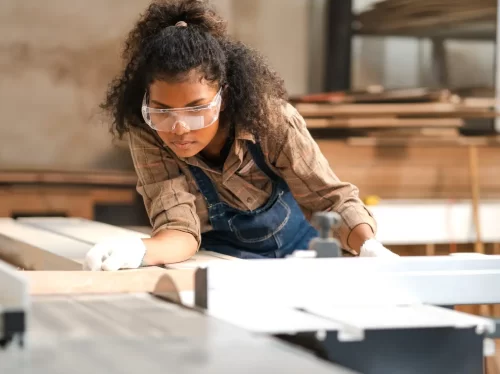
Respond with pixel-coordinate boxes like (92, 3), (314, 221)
(172, 121), (190, 136)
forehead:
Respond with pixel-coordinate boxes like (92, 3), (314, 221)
(149, 77), (218, 107)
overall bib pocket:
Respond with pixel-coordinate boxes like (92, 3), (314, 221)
(228, 194), (291, 244)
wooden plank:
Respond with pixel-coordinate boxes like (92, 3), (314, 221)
(18, 217), (149, 244)
(0, 169), (137, 186)
(365, 128), (460, 138)
(24, 268), (195, 298)
(346, 136), (500, 147)
(17, 217), (238, 268)
(296, 102), (459, 117)
(0, 218), (90, 268)
(290, 87), (453, 105)
(305, 117), (463, 129)
(0, 232), (81, 271)
(295, 102), (497, 118)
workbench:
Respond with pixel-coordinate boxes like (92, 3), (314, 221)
(1, 216), (500, 373)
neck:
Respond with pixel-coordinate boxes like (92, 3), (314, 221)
(201, 126), (230, 163)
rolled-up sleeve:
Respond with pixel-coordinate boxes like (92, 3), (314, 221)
(267, 104), (377, 250)
(128, 128), (201, 245)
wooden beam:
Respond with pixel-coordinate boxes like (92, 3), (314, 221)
(0, 232), (82, 271)
(0, 169), (137, 186)
(17, 217), (238, 269)
(0, 218), (90, 267)
(305, 117), (463, 129)
(24, 268), (195, 300)
(0, 218), (237, 271)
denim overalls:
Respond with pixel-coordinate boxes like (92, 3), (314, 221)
(188, 142), (319, 259)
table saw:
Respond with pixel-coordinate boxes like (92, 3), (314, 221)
(0, 215), (500, 373)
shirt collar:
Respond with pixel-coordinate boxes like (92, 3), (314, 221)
(235, 123), (256, 143)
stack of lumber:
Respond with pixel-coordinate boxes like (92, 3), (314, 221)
(354, 0), (496, 37)
(290, 87), (499, 145)
(0, 169), (138, 219)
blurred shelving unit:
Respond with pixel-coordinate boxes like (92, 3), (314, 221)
(350, 0), (500, 132)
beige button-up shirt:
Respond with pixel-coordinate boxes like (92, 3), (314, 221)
(129, 102), (377, 250)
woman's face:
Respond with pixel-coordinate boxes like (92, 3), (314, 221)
(147, 77), (222, 158)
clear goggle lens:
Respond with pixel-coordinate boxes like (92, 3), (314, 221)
(141, 88), (222, 132)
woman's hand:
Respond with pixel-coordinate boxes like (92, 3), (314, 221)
(83, 229), (198, 271)
(83, 237), (147, 271)
(359, 238), (399, 257)
(348, 223), (399, 257)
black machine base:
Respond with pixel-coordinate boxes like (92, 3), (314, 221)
(277, 326), (484, 374)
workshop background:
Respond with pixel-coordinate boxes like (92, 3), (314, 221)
(0, 0), (499, 256)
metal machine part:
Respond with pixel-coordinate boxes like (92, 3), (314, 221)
(194, 255), (500, 374)
(306, 212), (342, 258)
(0, 260), (27, 349)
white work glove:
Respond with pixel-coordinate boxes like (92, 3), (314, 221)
(359, 238), (399, 258)
(83, 237), (147, 271)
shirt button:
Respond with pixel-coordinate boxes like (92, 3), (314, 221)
(246, 197), (253, 204)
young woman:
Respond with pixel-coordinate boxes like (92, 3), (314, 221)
(84, 0), (398, 271)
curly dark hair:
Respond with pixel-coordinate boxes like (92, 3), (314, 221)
(102, 0), (288, 139)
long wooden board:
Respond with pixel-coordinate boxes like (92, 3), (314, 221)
(305, 117), (463, 129)
(24, 268), (195, 300)
(0, 218), (236, 271)
(295, 102), (497, 118)
(18, 217), (238, 269)
(0, 169), (137, 185)
(0, 218), (89, 269)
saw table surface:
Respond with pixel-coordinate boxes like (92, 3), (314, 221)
(0, 293), (355, 374)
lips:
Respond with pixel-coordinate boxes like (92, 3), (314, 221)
(172, 141), (195, 150)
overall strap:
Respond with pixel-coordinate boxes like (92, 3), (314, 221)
(246, 142), (282, 183)
(187, 165), (221, 207)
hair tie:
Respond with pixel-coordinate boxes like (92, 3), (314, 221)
(175, 21), (188, 27)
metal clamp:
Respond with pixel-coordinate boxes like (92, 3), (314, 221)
(308, 212), (342, 258)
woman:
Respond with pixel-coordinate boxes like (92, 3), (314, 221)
(84, 0), (397, 271)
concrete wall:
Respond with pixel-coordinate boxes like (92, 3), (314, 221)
(0, 0), (156, 171)
(0, 0), (310, 171)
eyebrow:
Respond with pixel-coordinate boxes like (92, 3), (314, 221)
(150, 98), (208, 109)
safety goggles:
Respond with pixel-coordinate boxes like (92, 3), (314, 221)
(141, 88), (222, 132)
